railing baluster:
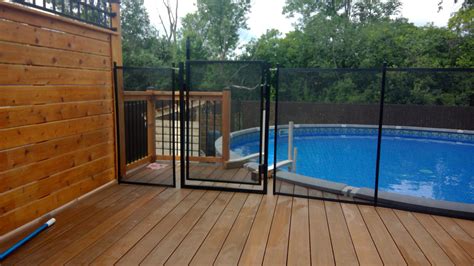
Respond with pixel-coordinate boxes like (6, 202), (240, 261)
(168, 98), (172, 156)
(161, 100), (165, 156)
(143, 101), (147, 159)
(134, 101), (139, 161)
(213, 100), (216, 156)
(14, 0), (112, 28)
(205, 101), (209, 156)
(198, 100), (201, 156)
(191, 100), (194, 156)
(124, 102), (129, 164)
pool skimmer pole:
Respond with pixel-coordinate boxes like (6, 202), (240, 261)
(0, 218), (56, 261)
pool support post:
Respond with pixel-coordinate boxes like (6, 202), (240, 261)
(288, 121), (294, 171)
(292, 147), (297, 173)
(0, 218), (56, 261)
(374, 62), (387, 206)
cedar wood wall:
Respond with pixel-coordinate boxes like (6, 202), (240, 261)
(0, 2), (122, 235)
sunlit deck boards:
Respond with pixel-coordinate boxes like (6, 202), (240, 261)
(122, 163), (175, 186)
(1, 184), (473, 265)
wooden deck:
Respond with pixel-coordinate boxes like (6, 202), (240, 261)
(1, 180), (473, 265)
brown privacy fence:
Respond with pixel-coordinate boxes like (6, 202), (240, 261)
(237, 101), (474, 130)
(0, 2), (122, 235)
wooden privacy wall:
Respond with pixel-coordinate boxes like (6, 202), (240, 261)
(0, 2), (122, 235)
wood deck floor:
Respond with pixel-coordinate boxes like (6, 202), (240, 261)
(1, 169), (473, 265)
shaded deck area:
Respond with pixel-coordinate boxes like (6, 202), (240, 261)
(2, 180), (473, 265)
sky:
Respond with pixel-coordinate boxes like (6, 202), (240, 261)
(144, 0), (463, 43)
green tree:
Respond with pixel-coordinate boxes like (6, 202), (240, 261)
(448, 1), (473, 67)
(180, 0), (251, 59)
(121, 0), (172, 66)
(352, 0), (402, 23)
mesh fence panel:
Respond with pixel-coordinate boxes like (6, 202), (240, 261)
(123, 67), (174, 91)
(379, 69), (474, 206)
(120, 67), (176, 186)
(186, 61), (265, 184)
(274, 68), (381, 202)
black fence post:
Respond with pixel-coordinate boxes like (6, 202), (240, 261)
(113, 62), (122, 183)
(185, 61), (191, 181)
(273, 65), (280, 195)
(263, 63), (272, 194)
(178, 62), (185, 187)
(374, 62), (387, 206)
(171, 63), (176, 187)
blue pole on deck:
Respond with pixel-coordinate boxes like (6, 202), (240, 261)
(0, 218), (56, 261)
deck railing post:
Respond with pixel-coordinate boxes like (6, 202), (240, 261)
(221, 89), (231, 163)
(147, 93), (156, 162)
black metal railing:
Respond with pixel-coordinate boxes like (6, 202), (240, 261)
(124, 101), (147, 164)
(12, 0), (115, 29)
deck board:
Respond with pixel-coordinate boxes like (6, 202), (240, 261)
(66, 188), (179, 265)
(2, 173), (473, 266)
(341, 203), (382, 265)
(15, 185), (147, 265)
(288, 190), (311, 265)
(394, 210), (454, 265)
(413, 213), (472, 265)
(141, 191), (221, 265)
(325, 201), (359, 266)
(263, 195), (293, 266)
(214, 194), (262, 265)
(376, 207), (430, 265)
(238, 194), (277, 265)
(308, 199), (335, 265)
(164, 192), (234, 265)
(190, 193), (248, 265)
(115, 190), (206, 265)
(358, 205), (406, 265)
(91, 189), (192, 265)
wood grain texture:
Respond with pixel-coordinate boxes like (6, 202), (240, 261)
(0, 127), (113, 172)
(0, 4), (116, 236)
(0, 144), (114, 214)
(0, 85), (112, 106)
(0, 41), (110, 70)
(263, 196), (293, 266)
(2, 181), (473, 266)
(0, 100), (113, 128)
(342, 203), (382, 265)
(0, 167), (114, 234)
(214, 194), (262, 266)
(377, 207), (430, 265)
(0, 64), (111, 86)
(0, 113), (113, 150)
(0, 18), (110, 56)
(0, 3), (112, 41)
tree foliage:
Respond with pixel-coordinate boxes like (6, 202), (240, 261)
(118, 0), (473, 105)
(180, 0), (251, 59)
(241, 0), (473, 105)
(121, 0), (171, 66)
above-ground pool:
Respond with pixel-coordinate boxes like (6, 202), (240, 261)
(230, 125), (474, 204)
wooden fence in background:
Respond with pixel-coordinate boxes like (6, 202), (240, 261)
(0, 1), (122, 235)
